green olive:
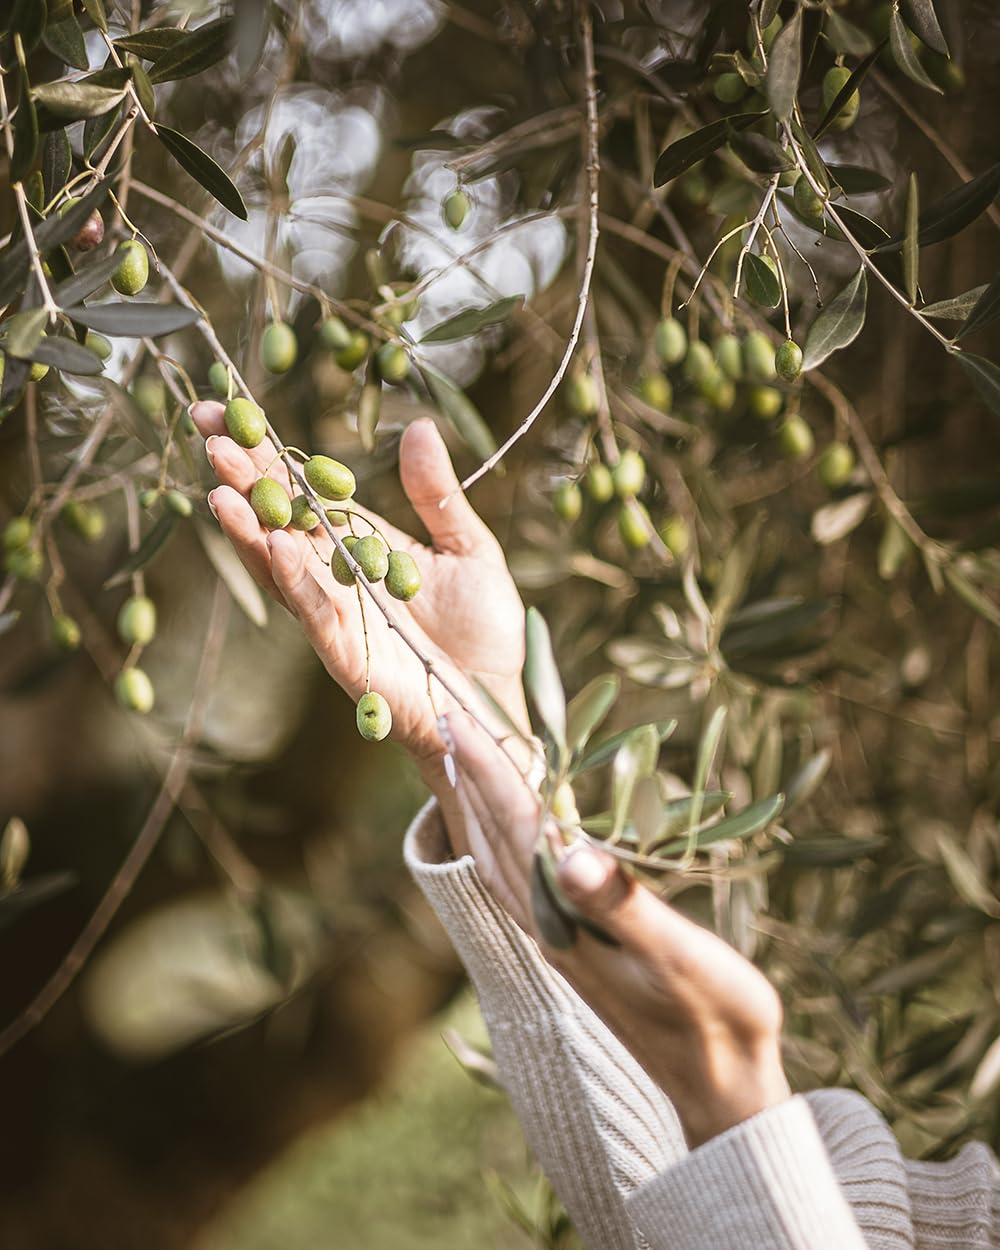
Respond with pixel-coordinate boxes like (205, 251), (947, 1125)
(353, 534), (388, 582)
(793, 176), (826, 226)
(356, 691), (392, 741)
(3, 515), (33, 550)
(29, 361), (49, 382)
(52, 613), (81, 651)
(117, 595), (157, 646)
(654, 317), (687, 367)
(111, 239), (149, 296)
(334, 331), (370, 371)
(375, 342), (410, 385)
(612, 449), (646, 499)
(565, 372), (599, 417)
(319, 316), (352, 352)
(133, 375), (167, 419)
(261, 321), (298, 374)
(683, 340), (715, 386)
(224, 397), (267, 449)
(4, 545), (43, 579)
(208, 361), (231, 398)
(822, 66), (860, 131)
(290, 495), (321, 531)
(584, 462), (614, 504)
(743, 331), (777, 383)
(701, 371), (736, 411)
(304, 455), (356, 502)
(817, 442), (855, 489)
(62, 500), (106, 543)
(778, 415), (815, 460)
(85, 332), (113, 362)
(747, 385), (784, 421)
(443, 189), (470, 230)
(166, 490), (192, 518)
(638, 371), (673, 413)
(139, 489), (159, 510)
(115, 666), (155, 714)
(713, 72), (749, 104)
(325, 509), (349, 527)
(331, 534), (359, 586)
(618, 499), (652, 550)
(250, 478), (292, 530)
(553, 479), (583, 523)
(385, 550), (422, 601)
(775, 339), (804, 382)
(659, 515), (690, 558)
(714, 333), (744, 380)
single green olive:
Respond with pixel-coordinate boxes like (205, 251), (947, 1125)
(3, 515), (33, 550)
(375, 342), (410, 385)
(62, 500), (106, 543)
(224, 397), (267, 449)
(713, 72), (749, 104)
(822, 66), (860, 131)
(261, 321), (298, 374)
(817, 442), (855, 489)
(618, 499), (652, 550)
(778, 415), (815, 460)
(638, 371), (673, 413)
(747, 385), (784, 421)
(385, 550), (422, 601)
(654, 317), (687, 367)
(683, 340), (715, 386)
(111, 239), (149, 296)
(714, 333), (744, 381)
(356, 691), (392, 741)
(165, 490), (192, 518)
(250, 478), (293, 530)
(117, 594), (157, 647)
(85, 332), (113, 362)
(4, 545), (43, 580)
(793, 176), (826, 226)
(353, 534), (389, 582)
(133, 375), (167, 419)
(565, 372), (599, 417)
(584, 462), (614, 504)
(443, 189), (470, 230)
(115, 666), (155, 714)
(325, 509), (349, 527)
(334, 330), (370, 371)
(331, 534), (359, 586)
(319, 316), (352, 352)
(743, 331), (777, 383)
(208, 361), (231, 398)
(304, 455), (356, 501)
(775, 339), (804, 382)
(290, 495), (321, 531)
(29, 361), (49, 382)
(52, 613), (82, 651)
(612, 449), (646, 499)
(553, 479), (583, 523)
(659, 515), (690, 558)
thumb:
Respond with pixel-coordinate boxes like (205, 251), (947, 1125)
(399, 419), (500, 558)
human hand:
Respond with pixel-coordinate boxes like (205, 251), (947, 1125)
(189, 404), (529, 815)
(445, 710), (792, 1149)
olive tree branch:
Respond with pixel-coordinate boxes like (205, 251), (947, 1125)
(732, 175), (780, 302)
(450, 2), (601, 498)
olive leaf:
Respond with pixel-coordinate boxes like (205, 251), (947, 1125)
(653, 111), (765, 186)
(197, 522), (267, 627)
(877, 164), (1000, 251)
(955, 352), (1000, 417)
(10, 63), (38, 184)
(30, 336), (105, 375)
(2, 308), (47, 358)
(524, 607), (566, 753)
(782, 836), (886, 867)
(65, 303), (201, 338)
(575, 720), (677, 774)
(682, 705), (727, 848)
(900, 0), (949, 56)
(943, 565), (1000, 631)
(610, 724), (660, 839)
(765, 6), (802, 122)
(147, 17), (234, 84)
(921, 287), (987, 320)
(758, 0), (781, 29)
(956, 274), (1000, 341)
(113, 28), (188, 59)
(420, 295), (524, 344)
(814, 40), (885, 141)
(729, 131), (793, 174)
(42, 16), (89, 70)
(41, 128), (71, 204)
(31, 70), (129, 120)
(654, 792), (731, 842)
(236, 0), (270, 76)
(81, 0), (108, 34)
(824, 11), (874, 57)
(826, 164), (891, 195)
(103, 514), (176, 589)
(802, 267), (867, 370)
(654, 794), (784, 857)
(419, 364), (497, 461)
(566, 673), (620, 756)
(782, 748), (831, 811)
(889, 9), (943, 93)
(52, 252), (126, 306)
(903, 173), (920, 305)
(83, 100), (121, 159)
(154, 126), (248, 220)
(744, 252), (781, 308)
(131, 62), (156, 119)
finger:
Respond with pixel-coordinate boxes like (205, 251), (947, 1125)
(266, 529), (347, 662)
(399, 419), (502, 559)
(207, 485), (284, 605)
(191, 401), (291, 490)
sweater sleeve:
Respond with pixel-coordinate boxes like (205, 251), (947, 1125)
(404, 799), (1000, 1250)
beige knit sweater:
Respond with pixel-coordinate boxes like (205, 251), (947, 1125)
(404, 799), (1000, 1250)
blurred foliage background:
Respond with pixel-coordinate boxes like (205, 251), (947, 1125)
(1, 0), (999, 1246)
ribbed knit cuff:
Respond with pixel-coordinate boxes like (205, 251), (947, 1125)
(625, 1094), (871, 1250)
(905, 1141), (1000, 1248)
(403, 799), (578, 1023)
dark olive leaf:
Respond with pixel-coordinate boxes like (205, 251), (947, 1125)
(395, 130), (467, 152)
(653, 111), (766, 186)
(783, 835), (886, 867)
(0, 353), (30, 404)
(789, 117), (830, 193)
(889, 9), (943, 93)
(832, 204), (891, 249)
(567, 673), (620, 756)
(81, 0), (108, 34)
(886, 163), (1000, 253)
(729, 131), (793, 174)
(525, 607), (566, 752)
(52, 252), (125, 306)
(956, 274), (1000, 341)
(103, 513), (176, 589)
(903, 173), (919, 305)
(826, 163), (891, 195)
(236, 0), (270, 76)
(744, 252), (781, 308)
(47, 0), (74, 22)
(814, 40), (885, 141)
(83, 100), (121, 159)
(686, 705), (727, 843)
(575, 720), (677, 775)
(10, 65), (38, 184)
(2, 308), (47, 358)
(900, 0), (949, 56)
(759, 0), (781, 29)
(421, 296), (524, 344)
(65, 302), (201, 338)
(30, 335), (104, 375)
(695, 3), (726, 70)
(113, 28), (188, 59)
(652, 792), (731, 843)
(802, 267), (867, 370)
(824, 11), (875, 57)
(765, 7), (802, 122)
(419, 364), (497, 461)
(655, 794), (785, 857)
(956, 353), (1000, 417)
(154, 125), (248, 220)
(8, 0), (46, 48)
(42, 16), (89, 70)
(147, 17), (234, 85)
(530, 851), (577, 949)
(41, 128), (71, 203)
(31, 72), (129, 120)
(131, 62), (156, 120)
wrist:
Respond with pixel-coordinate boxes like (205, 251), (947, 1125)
(416, 752), (473, 860)
(683, 1043), (791, 1148)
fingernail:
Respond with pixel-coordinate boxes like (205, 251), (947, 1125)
(207, 490), (220, 520)
(186, 401), (198, 417)
(205, 435), (217, 466)
(558, 846), (612, 895)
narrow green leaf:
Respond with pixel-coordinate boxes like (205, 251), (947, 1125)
(524, 607), (566, 752)
(419, 364), (497, 461)
(656, 794), (784, 856)
(692, 706), (727, 802)
(0, 354), (30, 405)
(889, 9), (944, 93)
(826, 164), (891, 195)
(575, 720), (677, 775)
(653, 792), (731, 842)
(236, 0), (270, 76)
(782, 748), (832, 811)
(42, 16), (89, 70)
(83, 100), (121, 159)
(802, 267), (867, 370)
(41, 129), (71, 204)
(765, 7), (802, 122)
(900, 0), (949, 56)
(420, 295), (524, 344)
(196, 521), (267, 627)
(653, 111), (766, 186)
(921, 287), (987, 320)
(103, 513), (176, 588)
(955, 353), (1000, 416)
(131, 62), (156, 120)
(566, 673), (620, 756)
(814, 40), (885, 141)
(30, 335), (104, 375)
(81, 0), (108, 34)
(782, 835), (885, 867)
(147, 17), (234, 85)
(789, 118), (831, 193)
(877, 165), (1000, 252)
(65, 303), (201, 338)
(759, 0), (781, 28)
(154, 125), (248, 220)
(956, 274), (1000, 341)
(744, 252), (781, 308)
(936, 833), (1000, 917)
(31, 73), (128, 120)
(3, 308), (47, 357)
(51, 252), (123, 307)
(611, 725), (660, 838)
(10, 65), (38, 184)
(943, 565), (1000, 630)
(729, 131), (794, 174)
(824, 11), (875, 57)
(903, 173), (919, 305)
(113, 28), (187, 59)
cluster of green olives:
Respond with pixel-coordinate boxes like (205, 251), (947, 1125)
(114, 593), (158, 714)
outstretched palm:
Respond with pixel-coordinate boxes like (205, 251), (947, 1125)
(190, 404), (528, 765)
